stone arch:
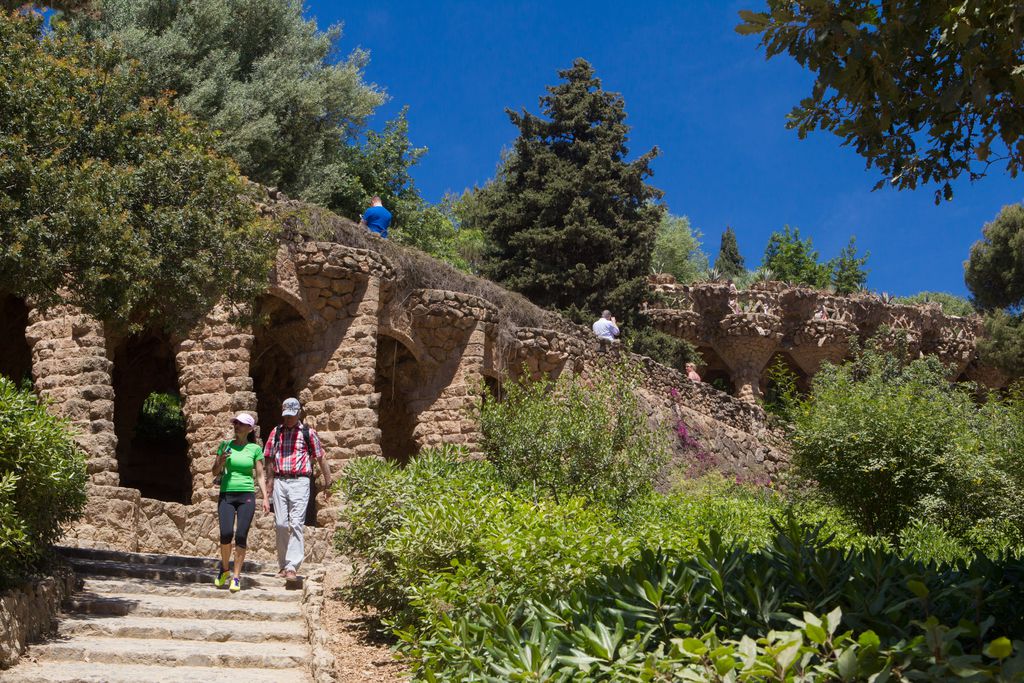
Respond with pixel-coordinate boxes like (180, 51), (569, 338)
(0, 294), (32, 385)
(375, 333), (422, 464)
(111, 329), (191, 503)
(694, 346), (732, 395)
(250, 294), (310, 437)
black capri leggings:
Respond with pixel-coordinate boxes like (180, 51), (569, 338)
(218, 492), (256, 548)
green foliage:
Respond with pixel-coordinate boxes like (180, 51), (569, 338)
(622, 326), (699, 374)
(761, 356), (801, 424)
(134, 392), (185, 442)
(478, 364), (670, 507)
(0, 12), (274, 331)
(791, 343), (1024, 543)
(75, 0), (386, 208)
(761, 226), (832, 288)
(651, 214), (708, 283)
(966, 203), (1024, 311)
(894, 291), (977, 317)
(830, 236), (869, 294)
(978, 311), (1024, 378)
(477, 58), (664, 323)
(715, 226), (745, 278)
(407, 523), (1024, 680)
(0, 377), (87, 582)
(738, 2), (1024, 202)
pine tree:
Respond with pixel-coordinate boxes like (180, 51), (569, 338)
(715, 227), (745, 278)
(831, 237), (869, 294)
(479, 59), (663, 321)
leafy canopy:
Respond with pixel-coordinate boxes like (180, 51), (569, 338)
(893, 291), (977, 317)
(738, 2), (1024, 203)
(761, 226), (833, 288)
(0, 12), (274, 330)
(966, 203), (1024, 377)
(478, 58), (664, 322)
(75, 0), (384, 207)
(651, 214), (708, 283)
(966, 203), (1024, 311)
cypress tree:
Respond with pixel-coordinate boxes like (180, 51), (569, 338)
(480, 59), (663, 322)
(715, 227), (745, 278)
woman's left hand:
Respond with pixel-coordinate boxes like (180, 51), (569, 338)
(261, 497), (270, 514)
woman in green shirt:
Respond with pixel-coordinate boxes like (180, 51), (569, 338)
(212, 413), (270, 592)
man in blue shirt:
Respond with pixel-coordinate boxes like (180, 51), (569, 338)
(359, 196), (392, 238)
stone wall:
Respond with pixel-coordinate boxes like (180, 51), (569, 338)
(0, 566), (77, 669)
(15, 226), (791, 561)
(647, 278), (999, 401)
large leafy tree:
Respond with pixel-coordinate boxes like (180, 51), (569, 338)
(761, 226), (832, 288)
(738, 2), (1024, 202)
(73, 0), (428, 222)
(0, 11), (274, 330)
(714, 226), (745, 278)
(480, 59), (664, 321)
(966, 203), (1024, 377)
(966, 203), (1024, 311)
(651, 214), (708, 284)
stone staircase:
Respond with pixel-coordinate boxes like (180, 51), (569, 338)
(5, 547), (314, 682)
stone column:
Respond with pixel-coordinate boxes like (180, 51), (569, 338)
(412, 317), (489, 453)
(25, 306), (139, 552)
(25, 306), (118, 486)
(713, 313), (783, 402)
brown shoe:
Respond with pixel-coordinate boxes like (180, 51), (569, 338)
(276, 569), (287, 578)
(285, 569), (297, 581)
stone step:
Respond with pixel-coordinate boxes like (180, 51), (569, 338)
(4, 661), (312, 682)
(29, 636), (310, 669)
(79, 576), (301, 602)
(57, 545), (273, 573)
(58, 614), (307, 643)
(66, 591), (302, 622)
(67, 558), (288, 589)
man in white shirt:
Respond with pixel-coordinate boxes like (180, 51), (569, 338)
(592, 310), (620, 342)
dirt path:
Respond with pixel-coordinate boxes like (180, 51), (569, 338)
(321, 566), (406, 682)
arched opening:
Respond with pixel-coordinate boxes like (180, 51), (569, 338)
(250, 296), (307, 439)
(375, 334), (421, 464)
(695, 346), (732, 395)
(761, 351), (810, 409)
(483, 375), (504, 403)
(0, 294), (32, 386)
(112, 330), (190, 503)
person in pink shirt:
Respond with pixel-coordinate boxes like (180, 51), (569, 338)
(686, 363), (702, 383)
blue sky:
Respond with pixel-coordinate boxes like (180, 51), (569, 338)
(309, 0), (1022, 297)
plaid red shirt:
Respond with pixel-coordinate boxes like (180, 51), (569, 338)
(263, 422), (325, 476)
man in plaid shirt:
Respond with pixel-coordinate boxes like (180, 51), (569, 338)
(263, 397), (333, 582)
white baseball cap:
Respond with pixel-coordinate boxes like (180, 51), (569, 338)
(281, 397), (301, 417)
(232, 413), (256, 427)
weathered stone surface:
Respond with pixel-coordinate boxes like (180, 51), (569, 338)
(0, 566), (76, 668)
(647, 278), (996, 401)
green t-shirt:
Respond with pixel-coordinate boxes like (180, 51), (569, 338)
(218, 441), (264, 493)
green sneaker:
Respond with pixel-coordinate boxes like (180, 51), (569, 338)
(229, 577), (241, 593)
(214, 570), (231, 588)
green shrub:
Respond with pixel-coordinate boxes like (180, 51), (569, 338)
(792, 344), (1024, 544)
(405, 522), (1024, 680)
(0, 377), (87, 582)
(479, 363), (670, 507)
(135, 392), (186, 442)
